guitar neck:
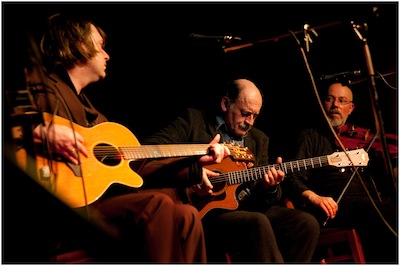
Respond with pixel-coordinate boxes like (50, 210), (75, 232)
(222, 148), (368, 185)
(278, 155), (331, 175)
(119, 144), (212, 160)
(119, 142), (255, 161)
(225, 155), (330, 185)
(191, 149), (367, 217)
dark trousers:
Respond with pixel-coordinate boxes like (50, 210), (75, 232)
(202, 205), (320, 263)
(84, 189), (206, 263)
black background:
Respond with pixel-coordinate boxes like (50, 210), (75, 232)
(3, 1), (398, 159)
(2, 2), (398, 262)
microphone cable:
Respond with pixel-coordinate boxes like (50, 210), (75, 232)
(288, 25), (397, 237)
(25, 32), (91, 221)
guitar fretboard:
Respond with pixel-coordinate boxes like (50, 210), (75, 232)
(121, 144), (212, 159)
(93, 144), (212, 160)
(94, 142), (254, 161)
(223, 155), (330, 185)
(209, 148), (368, 186)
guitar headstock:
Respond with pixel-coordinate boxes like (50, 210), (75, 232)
(328, 148), (369, 167)
(223, 142), (255, 162)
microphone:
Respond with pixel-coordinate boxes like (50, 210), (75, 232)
(320, 70), (362, 81)
(304, 24), (310, 52)
(189, 33), (242, 43)
(303, 23), (318, 52)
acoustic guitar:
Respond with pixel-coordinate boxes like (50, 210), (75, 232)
(188, 148), (369, 218)
(14, 113), (254, 208)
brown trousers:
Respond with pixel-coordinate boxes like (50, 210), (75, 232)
(83, 188), (206, 263)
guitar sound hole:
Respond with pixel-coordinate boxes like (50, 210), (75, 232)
(211, 181), (227, 194)
(94, 143), (121, 166)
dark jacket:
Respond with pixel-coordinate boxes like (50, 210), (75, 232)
(283, 125), (375, 210)
(33, 66), (107, 127)
(142, 107), (282, 211)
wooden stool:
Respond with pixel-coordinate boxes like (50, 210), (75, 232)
(314, 227), (366, 263)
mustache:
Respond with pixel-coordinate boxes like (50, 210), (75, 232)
(239, 123), (251, 131)
(328, 109), (342, 116)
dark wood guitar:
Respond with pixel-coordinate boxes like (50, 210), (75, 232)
(188, 148), (369, 218)
(14, 113), (254, 208)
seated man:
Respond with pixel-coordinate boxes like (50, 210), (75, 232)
(282, 81), (398, 263)
(25, 13), (230, 263)
(142, 78), (320, 263)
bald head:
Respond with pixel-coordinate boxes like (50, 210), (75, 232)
(222, 78), (263, 137)
(324, 82), (355, 130)
(226, 78), (263, 103)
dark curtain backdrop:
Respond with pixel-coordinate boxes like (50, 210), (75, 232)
(3, 2), (397, 158)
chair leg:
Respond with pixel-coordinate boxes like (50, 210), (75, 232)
(315, 228), (366, 264)
(346, 229), (366, 263)
(225, 252), (232, 263)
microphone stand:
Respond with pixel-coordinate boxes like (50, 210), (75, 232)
(288, 21), (397, 236)
(223, 21), (341, 53)
(352, 21), (396, 194)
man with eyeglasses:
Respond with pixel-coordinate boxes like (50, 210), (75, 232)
(282, 82), (397, 263)
(323, 90), (354, 128)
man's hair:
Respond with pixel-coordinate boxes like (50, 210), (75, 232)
(40, 13), (107, 69)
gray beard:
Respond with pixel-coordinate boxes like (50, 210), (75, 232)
(329, 117), (343, 128)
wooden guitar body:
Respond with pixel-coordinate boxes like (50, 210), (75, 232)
(188, 157), (249, 218)
(15, 114), (144, 208)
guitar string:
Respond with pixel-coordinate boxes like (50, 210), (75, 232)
(208, 156), (331, 185)
(92, 145), (211, 159)
(207, 150), (366, 185)
(91, 144), (254, 159)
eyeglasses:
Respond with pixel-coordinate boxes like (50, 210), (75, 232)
(324, 96), (353, 106)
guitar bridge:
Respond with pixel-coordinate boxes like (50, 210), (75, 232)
(66, 162), (82, 177)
